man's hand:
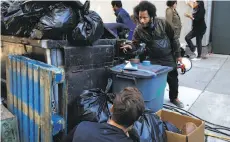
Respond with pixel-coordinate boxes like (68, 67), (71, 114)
(177, 57), (183, 64)
(120, 44), (132, 53)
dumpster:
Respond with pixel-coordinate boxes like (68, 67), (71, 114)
(110, 63), (173, 112)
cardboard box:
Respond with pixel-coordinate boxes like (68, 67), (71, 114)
(156, 110), (205, 142)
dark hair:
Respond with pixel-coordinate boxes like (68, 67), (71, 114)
(166, 1), (177, 7)
(134, 1), (157, 19)
(197, 0), (204, 8)
(133, 5), (139, 24)
(111, 0), (122, 8)
(111, 87), (145, 127)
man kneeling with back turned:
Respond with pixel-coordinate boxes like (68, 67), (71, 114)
(72, 87), (145, 142)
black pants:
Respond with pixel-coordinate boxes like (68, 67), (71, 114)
(167, 68), (179, 101)
(185, 30), (206, 57)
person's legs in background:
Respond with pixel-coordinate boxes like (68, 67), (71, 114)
(196, 34), (203, 58)
(196, 30), (206, 58)
(167, 69), (184, 108)
(185, 30), (196, 52)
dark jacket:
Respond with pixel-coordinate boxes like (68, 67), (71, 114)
(166, 8), (182, 39)
(115, 8), (136, 32)
(72, 121), (133, 142)
(192, 1), (206, 32)
(131, 18), (180, 68)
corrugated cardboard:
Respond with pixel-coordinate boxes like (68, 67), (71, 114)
(156, 110), (205, 142)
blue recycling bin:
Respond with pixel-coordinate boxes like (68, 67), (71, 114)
(110, 63), (173, 112)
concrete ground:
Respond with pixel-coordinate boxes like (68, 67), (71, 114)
(164, 53), (230, 141)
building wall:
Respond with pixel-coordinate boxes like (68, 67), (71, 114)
(90, 0), (212, 46)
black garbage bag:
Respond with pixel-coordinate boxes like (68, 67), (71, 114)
(7, 1), (24, 15)
(163, 121), (181, 134)
(3, 9), (42, 37)
(2, 1), (51, 37)
(129, 110), (167, 142)
(63, 1), (86, 10)
(1, 1), (12, 16)
(68, 9), (104, 46)
(1, 1), (24, 16)
(20, 1), (55, 14)
(79, 89), (111, 123)
(78, 78), (113, 123)
(31, 2), (77, 40)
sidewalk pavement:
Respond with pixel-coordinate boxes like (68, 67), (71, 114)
(164, 54), (230, 142)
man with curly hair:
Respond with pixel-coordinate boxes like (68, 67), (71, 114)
(121, 1), (184, 108)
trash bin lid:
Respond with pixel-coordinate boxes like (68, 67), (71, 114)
(110, 63), (173, 79)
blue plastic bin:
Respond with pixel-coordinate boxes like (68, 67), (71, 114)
(110, 63), (173, 112)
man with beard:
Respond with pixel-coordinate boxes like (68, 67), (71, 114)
(120, 1), (184, 108)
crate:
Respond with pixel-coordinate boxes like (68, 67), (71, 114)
(0, 104), (20, 142)
(6, 55), (66, 142)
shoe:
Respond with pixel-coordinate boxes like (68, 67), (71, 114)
(170, 99), (184, 108)
(191, 57), (201, 61)
(201, 55), (208, 59)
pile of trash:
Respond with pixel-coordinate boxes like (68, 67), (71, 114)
(1, 1), (104, 46)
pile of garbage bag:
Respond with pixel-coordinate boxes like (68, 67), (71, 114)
(1, 0), (104, 46)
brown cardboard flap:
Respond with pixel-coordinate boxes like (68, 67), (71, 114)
(187, 122), (205, 142)
(1, 104), (14, 120)
(156, 110), (202, 129)
(166, 131), (186, 142)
